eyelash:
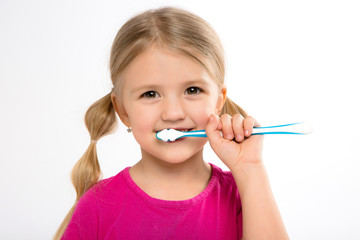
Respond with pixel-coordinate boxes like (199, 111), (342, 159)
(141, 91), (159, 99)
(185, 87), (203, 95)
(141, 87), (203, 99)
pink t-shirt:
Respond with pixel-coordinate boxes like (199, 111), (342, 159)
(62, 163), (242, 239)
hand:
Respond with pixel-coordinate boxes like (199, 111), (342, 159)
(205, 114), (264, 171)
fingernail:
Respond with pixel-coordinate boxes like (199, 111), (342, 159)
(245, 130), (249, 136)
(236, 134), (242, 141)
(209, 115), (214, 122)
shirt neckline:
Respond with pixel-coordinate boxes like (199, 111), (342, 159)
(122, 163), (219, 208)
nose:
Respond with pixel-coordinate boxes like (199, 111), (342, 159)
(161, 97), (186, 121)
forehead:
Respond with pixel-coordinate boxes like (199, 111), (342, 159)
(119, 46), (217, 89)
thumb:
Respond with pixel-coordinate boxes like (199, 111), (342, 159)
(205, 114), (223, 146)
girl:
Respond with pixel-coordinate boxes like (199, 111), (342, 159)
(55, 7), (289, 240)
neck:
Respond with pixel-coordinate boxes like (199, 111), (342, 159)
(129, 148), (212, 200)
(138, 148), (209, 181)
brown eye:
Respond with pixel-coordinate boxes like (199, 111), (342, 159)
(141, 91), (159, 98)
(185, 87), (202, 95)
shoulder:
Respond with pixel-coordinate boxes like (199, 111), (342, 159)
(72, 167), (130, 215)
(209, 163), (242, 214)
(210, 163), (237, 186)
(62, 168), (130, 239)
(82, 167), (130, 204)
(209, 163), (241, 202)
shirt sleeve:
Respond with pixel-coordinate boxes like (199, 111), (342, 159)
(61, 190), (99, 240)
(237, 206), (243, 239)
(236, 185), (243, 240)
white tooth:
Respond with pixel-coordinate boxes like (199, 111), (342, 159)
(177, 129), (192, 132)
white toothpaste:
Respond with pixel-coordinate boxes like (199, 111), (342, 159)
(156, 129), (181, 142)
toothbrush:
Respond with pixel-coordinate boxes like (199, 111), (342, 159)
(156, 122), (313, 142)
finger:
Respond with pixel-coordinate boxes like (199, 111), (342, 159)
(220, 114), (234, 140)
(243, 116), (258, 137)
(205, 114), (222, 144)
(232, 114), (245, 142)
(215, 114), (222, 131)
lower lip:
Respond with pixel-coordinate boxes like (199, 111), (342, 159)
(156, 129), (194, 143)
(159, 137), (186, 143)
(168, 138), (185, 143)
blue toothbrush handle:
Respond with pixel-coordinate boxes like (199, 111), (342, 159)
(183, 122), (312, 137)
(181, 129), (207, 138)
(252, 122), (312, 135)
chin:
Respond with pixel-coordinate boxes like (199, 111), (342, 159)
(138, 137), (207, 164)
(155, 152), (196, 165)
(163, 156), (192, 165)
(141, 147), (204, 166)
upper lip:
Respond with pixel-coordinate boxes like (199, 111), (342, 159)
(155, 127), (194, 132)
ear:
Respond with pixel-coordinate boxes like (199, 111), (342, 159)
(216, 87), (227, 115)
(111, 92), (131, 127)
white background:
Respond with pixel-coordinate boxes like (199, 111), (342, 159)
(1, 0), (359, 239)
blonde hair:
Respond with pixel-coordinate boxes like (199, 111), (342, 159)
(54, 6), (246, 239)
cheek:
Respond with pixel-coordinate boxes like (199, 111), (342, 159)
(126, 101), (157, 131)
(127, 105), (158, 132)
(129, 107), (158, 146)
(187, 99), (217, 128)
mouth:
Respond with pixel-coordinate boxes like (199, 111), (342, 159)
(173, 128), (194, 132)
(155, 128), (195, 143)
(155, 128), (194, 133)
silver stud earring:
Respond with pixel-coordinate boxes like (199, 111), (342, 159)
(127, 127), (132, 133)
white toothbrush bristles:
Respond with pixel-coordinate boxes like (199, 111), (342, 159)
(156, 129), (181, 142)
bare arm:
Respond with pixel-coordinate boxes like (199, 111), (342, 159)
(232, 163), (288, 239)
(206, 114), (289, 239)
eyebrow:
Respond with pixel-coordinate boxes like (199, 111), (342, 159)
(130, 78), (211, 94)
(184, 79), (210, 87)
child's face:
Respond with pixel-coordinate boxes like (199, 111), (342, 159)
(112, 46), (226, 164)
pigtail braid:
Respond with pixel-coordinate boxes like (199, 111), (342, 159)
(53, 93), (117, 240)
(221, 97), (248, 118)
